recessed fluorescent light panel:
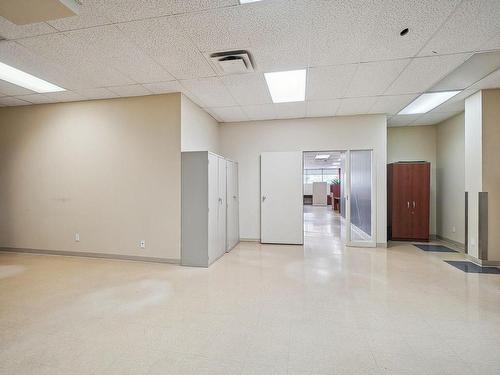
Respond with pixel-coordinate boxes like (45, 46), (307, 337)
(239, 0), (263, 3)
(398, 91), (461, 115)
(0, 61), (65, 93)
(315, 154), (330, 160)
(264, 69), (306, 103)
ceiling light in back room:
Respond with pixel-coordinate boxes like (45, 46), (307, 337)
(398, 91), (461, 115)
(0, 61), (65, 93)
(265, 69), (306, 103)
(315, 154), (330, 160)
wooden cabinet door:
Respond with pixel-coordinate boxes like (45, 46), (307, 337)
(410, 163), (430, 240)
(391, 164), (412, 239)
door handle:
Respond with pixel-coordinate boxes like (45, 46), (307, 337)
(413, 201), (416, 209)
(262, 196), (266, 202)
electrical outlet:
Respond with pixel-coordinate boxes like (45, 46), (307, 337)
(140, 240), (145, 249)
(452, 226), (456, 233)
(75, 232), (80, 242)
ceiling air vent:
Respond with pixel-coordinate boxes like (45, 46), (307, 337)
(209, 50), (255, 75)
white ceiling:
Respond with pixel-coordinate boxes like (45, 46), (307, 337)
(0, 0), (499, 127)
(303, 151), (342, 170)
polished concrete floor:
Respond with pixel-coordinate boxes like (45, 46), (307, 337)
(1, 206), (500, 374)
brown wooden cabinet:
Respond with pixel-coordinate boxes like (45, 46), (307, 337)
(387, 162), (430, 241)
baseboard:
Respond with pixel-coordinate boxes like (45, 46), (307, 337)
(436, 235), (465, 252)
(0, 247), (180, 264)
(239, 238), (260, 242)
(376, 242), (388, 248)
(465, 254), (500, 267)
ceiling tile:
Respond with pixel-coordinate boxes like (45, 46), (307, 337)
(117, 17), (215, 80)
(208, 106), (248, 122)
(15, 94), (54, 104)
(245, 0), (311, 72)
(47, 2), (112, 31)
(65, 25), (175, 83)
(44, 91), (86, 102)
(412, 111), (461, 126)
(221, 73), (271, 105)
(0, 97), (31, 106)
(419, 0), (500, 56)
(75, 87), (117, 100)
(369, 94), (417, 115)
(241, 104), (276, 121)
(306, 100), (341, 118)
(337, 97), (377, 116)
(176, 6), (252, 53)
(361, 0), (460, 61)
(274, 102), (306, 119)
(307, 64), (358, 101)
(143, 81), (183, 94)
(0, 17), (56, 40)
(467, 67), (500, 91)
(0, 79), (34, 96)
(18, 33), (134, 88)
(479, 33), (500, 51)
(387, 114), (420, 127)
(385, 53), (471, 95)
(309, 0), (383, 66)
(88, 0), (175, 23)
(180, 77), (236, 107)
(107, 84), (152, 97)
(346, 59), (409, 97)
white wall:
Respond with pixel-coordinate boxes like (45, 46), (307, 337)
(181, 94), (219, 153)
(219, 115), (387, 244)
(436, 113), (465, 245)
(387, 126), (437, 236)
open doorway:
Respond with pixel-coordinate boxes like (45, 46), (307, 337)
(303, 151), (346, 248)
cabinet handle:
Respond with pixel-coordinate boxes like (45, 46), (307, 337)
(407, 201), (410, 209)
(262, 196), (266, 202)
(413, 201), (416, 209)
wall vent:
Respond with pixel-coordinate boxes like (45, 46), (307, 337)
(208, 50), (255, 75)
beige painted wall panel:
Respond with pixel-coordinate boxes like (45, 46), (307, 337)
(219, 115), (387, 244)
(0, 94), (181, 261)
(387, 126), (437, 236)
(482, 89), (500, 261)
(181, 95), (219, 153)
(436, 113), (465, 245)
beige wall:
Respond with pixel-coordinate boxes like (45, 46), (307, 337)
(181, 94), (219, 153)
(0, 94), (182, 261)
(387, 125), (437, 236)
(436, 113), (465, 245)
(481, 89), (500, 261)
(219, 115), (387, 244)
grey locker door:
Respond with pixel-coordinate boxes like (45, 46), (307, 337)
(226, 160), (239, 251)
(217, 157), (227, 258)
(208, 153), (219, 263)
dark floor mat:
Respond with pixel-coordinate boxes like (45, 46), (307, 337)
(414, 244), (458, 252)
(445, 261), (500, 274)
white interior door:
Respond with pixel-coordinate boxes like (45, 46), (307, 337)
(345, 149), (376, 247)
(218, 157), (227, 257)
(226, 161), (239, 251)
(261, 151), (303, 244)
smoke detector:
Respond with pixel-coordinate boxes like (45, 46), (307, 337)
(208, 50), (255, 75)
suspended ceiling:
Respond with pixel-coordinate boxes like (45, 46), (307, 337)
(0, 0), (499, 126)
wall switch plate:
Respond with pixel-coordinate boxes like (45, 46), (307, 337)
(452, 226), (456, 233)
(75, 232), (80, 242)
(140, 240), (145, 249)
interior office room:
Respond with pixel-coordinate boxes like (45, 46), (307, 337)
(0, 1), (500, 374)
